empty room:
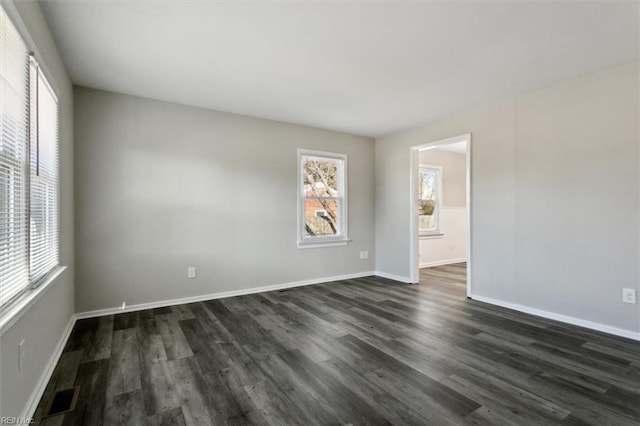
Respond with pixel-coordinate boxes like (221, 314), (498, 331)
(1, 1), (639, 425)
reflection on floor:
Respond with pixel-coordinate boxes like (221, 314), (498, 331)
(34, 263), (640, 425)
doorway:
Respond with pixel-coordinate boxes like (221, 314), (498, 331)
(409, 134), (471, 297)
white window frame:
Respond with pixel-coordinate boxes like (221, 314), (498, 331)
(418, 164), (443, 236)
(28, 58), (60, 286)
(0, 2), (63, 329)
(297, 149), (348, 248)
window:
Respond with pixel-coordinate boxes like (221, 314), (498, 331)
(29, 58), (59, 283)
(1, 5), (60, 310)
(298, 150), (347, 247)
(418, 165), (442, 235)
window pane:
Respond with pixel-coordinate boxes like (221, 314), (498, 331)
(304, 198), (339, 237)
(418, 166), (440, 233)
(29, 68), (59, 283)
(298, 150), (347, 245)
(0, 4), (30, 307)
(419, 215), (436, 232)
(419, 199), (435, 216)
(419, 201), (436, 231)
(0, 164), (9, 256)
(419, 169), (436, 200)
(303, 157), (338, 196)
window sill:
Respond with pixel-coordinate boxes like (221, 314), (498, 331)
(0, 266), (67, 336)
(297, 238), (350, 249)
(420, 232), (445, 240)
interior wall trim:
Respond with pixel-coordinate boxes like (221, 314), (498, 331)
(419, 258), (467, 269)
(19, 273), (639, 420)
(374, 271), (412, 284)
(23, 271), (378, 417)
(21, 313), (77, 420)
(75, 271), (377, 319)
(470, 294), (640, 341)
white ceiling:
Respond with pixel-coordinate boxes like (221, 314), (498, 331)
(40, 1), (638, 137)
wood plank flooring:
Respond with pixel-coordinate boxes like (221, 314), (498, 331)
(33, 263), (640, 425)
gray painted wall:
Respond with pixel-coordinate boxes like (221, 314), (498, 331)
(74, 88), (375, 313)
(0, 0), (74, 418)
(376, 61), (640, 334)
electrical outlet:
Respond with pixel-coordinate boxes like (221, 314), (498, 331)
(359, 251), (368, 259)
(188, 267), (196, 279)
(622, 288), (636, 304)
(18, 340), (25, 371)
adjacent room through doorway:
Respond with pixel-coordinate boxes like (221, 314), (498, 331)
(410, 134), (470, 295)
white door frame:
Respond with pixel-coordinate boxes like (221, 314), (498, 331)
(409, 133), (472, 297)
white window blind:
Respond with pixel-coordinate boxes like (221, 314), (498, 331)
(1, 5), (60, 310)
(29, 60), (59, 284)
(0, 6), (30, 307)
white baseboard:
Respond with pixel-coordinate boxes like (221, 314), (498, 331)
(76, 271), (377, 319)
(469, 294), (640, 342)
(419, 258), (466, 268)
(23, 274), (637, 423)
(374, 271), (412, 283)
(21, 271), (376, 418)
(22, 313), (77, 420)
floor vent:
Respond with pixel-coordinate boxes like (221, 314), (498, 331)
(44, 386), (79, 418)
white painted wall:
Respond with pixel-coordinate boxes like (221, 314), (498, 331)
(420, 149), (467, 208)
(0, 0), (74, 418)
(419, 208), (466, 268)
(74, 88), (375, 313)
(419, 149), (467, 267)
(375, 61), (640, 337)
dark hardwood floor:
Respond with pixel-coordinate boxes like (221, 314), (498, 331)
(33, 263), (640, 425)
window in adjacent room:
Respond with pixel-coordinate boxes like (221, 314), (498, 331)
(418, 165), (442, 235)
(298, 150), (347, 248)
(0, 5), (60, 310)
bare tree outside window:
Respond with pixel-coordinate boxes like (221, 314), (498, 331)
(298, 150), (347, 247)
(418, 166), (441, 233)
(303, 158), (339, 236)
